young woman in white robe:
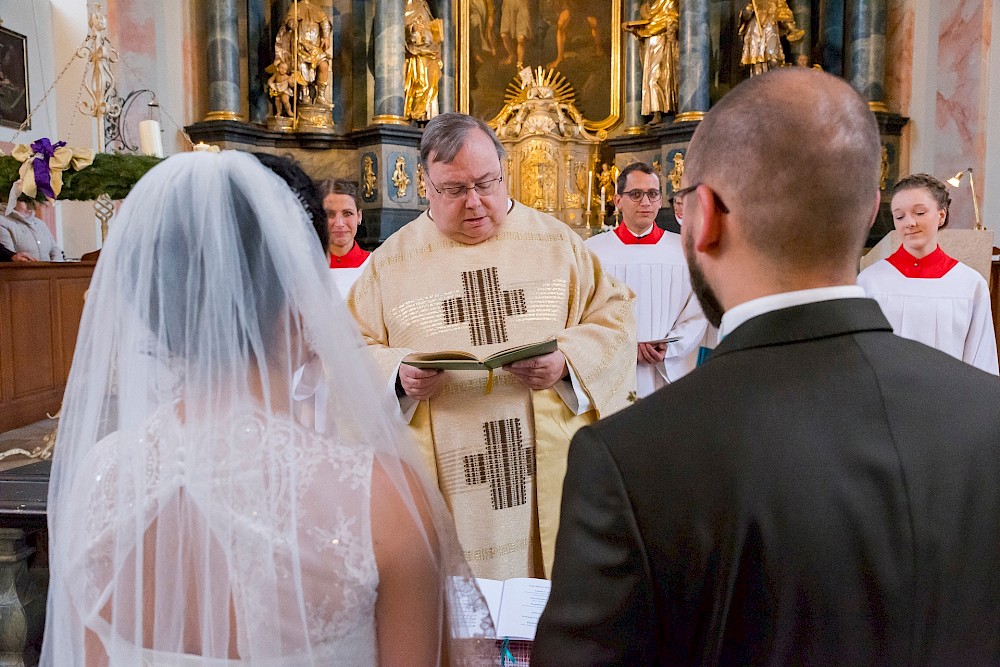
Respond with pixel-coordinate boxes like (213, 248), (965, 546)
(857, 173), (998, 375)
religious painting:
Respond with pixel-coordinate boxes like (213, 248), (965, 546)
(0, 27), (29, 130)
(459, 0), (621, 131)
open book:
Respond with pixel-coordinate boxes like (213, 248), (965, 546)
(477, 577), (551, 641)
(401, 339), (558, 393)
(639, 336), (681, 346)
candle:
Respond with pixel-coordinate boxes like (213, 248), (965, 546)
(586, 169), (593, 213)
(138, 119), (164, 158)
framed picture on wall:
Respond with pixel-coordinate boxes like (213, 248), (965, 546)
(458, 0), (621, 132)
(0, 26), (30, 131)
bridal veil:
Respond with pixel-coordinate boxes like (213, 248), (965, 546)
(40, 151), (492, 665)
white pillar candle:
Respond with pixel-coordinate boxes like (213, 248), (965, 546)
(586, 170), (593, 212)
(138, 119), (164, 158)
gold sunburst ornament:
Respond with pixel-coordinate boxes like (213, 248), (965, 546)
(500, 66), (576, 112)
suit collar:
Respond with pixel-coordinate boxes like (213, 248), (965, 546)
(710, 298), (893, 359)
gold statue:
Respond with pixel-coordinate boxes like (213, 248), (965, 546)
(404, 0), (444, 122)
(273, 0), (333, 107)
(668, 152), (684, 192)
(416, 162), (427, 199)
(624, 0), (679, 124)
(392, 156), (411, 198)
(363, 155), (377, 199)
(739, 0), (804, 76)
(266, 58), (306, 120)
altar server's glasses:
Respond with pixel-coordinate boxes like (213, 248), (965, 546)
(622, 189), (662, 203)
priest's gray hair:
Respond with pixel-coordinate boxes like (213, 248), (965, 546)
(420, 112), (507, 169)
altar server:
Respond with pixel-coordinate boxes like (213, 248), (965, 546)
(321, 179), (370, 297)
(857, 173), (998, 375)
(586, 162), (707, 397)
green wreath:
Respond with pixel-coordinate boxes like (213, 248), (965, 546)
(0, 153), (162, 202)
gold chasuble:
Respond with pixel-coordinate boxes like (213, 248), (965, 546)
(349, 202), (636, 579)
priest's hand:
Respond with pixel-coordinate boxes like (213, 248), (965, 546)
(398, 365), (446, 401)
(505, 350), (568, 391)
(637, 342), (667, 365)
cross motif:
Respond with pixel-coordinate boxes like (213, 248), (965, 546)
(463, 418), (535, 511)
(443, 267), (527, 346)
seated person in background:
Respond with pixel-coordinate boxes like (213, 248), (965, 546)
(320, 179), (370, 296)
(0, 243), (35, 262)
(1, 200), (64, 261)
(857, 173), (998, 375)
(41, 151), (492, 666)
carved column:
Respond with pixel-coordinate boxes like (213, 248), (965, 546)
(790, 0), (812, 65)
(675, 0), (710, 122)
(622, 0), (643, 134)
(846, 0), (889, 111)
(0, 529), (43, 667)
(373, 0), (408, 124)
(205, 0), (243, 121)
(437, 0), (456, 114)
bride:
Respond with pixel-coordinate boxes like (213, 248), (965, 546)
(40, 151), (492, 665)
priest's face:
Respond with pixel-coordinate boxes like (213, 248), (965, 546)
(615, 171), (662, 236)
(425, 129), (508, 245)
(891, 186), (945, 259)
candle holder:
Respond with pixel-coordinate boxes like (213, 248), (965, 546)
(946, 168), (983, 230)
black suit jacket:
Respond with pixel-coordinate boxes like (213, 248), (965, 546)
(534, 298), (1000, 666)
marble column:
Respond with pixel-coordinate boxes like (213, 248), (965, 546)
(622, 0), (643, 133)
(676, 0), (710, 122)
(205, 0), (243, 121)
(820, 0), (845, 76)
(846, 0), (888, 111)
(790, 0), (812, 65)
(373, 0), (408, 124)
(437, 0), (456, 114)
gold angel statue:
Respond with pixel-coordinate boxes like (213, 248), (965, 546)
(404, 0), (444, 121)
(739, 0), (805, 76)
(623, 0), (679, 124)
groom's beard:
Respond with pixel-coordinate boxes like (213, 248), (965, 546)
(683, 230), (724, 329)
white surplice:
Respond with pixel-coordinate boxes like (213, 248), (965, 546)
(858, 260), (999, 375)
(586, 229), (708, 397)
(330, 260), (369, 298)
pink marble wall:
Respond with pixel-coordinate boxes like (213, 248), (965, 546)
(935, 0), (988, 229)
(885, 0), (914, 115)
(106, 0), (158, 97)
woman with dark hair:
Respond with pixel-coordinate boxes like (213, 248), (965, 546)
(318, 178), (370, 296)
(858, 173), (997, 374)
(41, 151), (493, 666)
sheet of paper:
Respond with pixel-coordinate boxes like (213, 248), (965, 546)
(495, 578), (551, 640)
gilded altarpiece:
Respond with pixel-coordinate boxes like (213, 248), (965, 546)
(492, 68), (601, 235)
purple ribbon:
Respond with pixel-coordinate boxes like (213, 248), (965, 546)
(29, 138), (66, 200)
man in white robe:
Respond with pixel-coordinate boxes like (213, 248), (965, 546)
(587, 162), (707, 397)
(348, 113), (636, 579)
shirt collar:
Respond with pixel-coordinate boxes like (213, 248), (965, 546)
(719, 285), (866, 339)
(886, 244), (958, 279)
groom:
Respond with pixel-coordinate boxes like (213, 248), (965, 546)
(534, 68), (1000, 664)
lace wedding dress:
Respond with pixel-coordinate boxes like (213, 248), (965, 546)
(65, 406), (380, 665)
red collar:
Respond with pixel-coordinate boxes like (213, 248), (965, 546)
(614, 223), (664, 245)
(330, 242), (370, 268)
(886, 245), (958, 279)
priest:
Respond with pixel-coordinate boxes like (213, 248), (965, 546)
(348, 113), (636, 580)
(586, 162), (707, 397)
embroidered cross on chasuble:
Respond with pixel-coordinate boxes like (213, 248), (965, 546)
(348, 203), (637, 579)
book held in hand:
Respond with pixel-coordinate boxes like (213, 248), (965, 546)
(476, 577), (551, 641)
(639, 336), (681, 346)
(401, 339), (558, 393)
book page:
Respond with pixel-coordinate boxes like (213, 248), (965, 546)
(451, 577), (502, 639)
(495, 577), (551, 640)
